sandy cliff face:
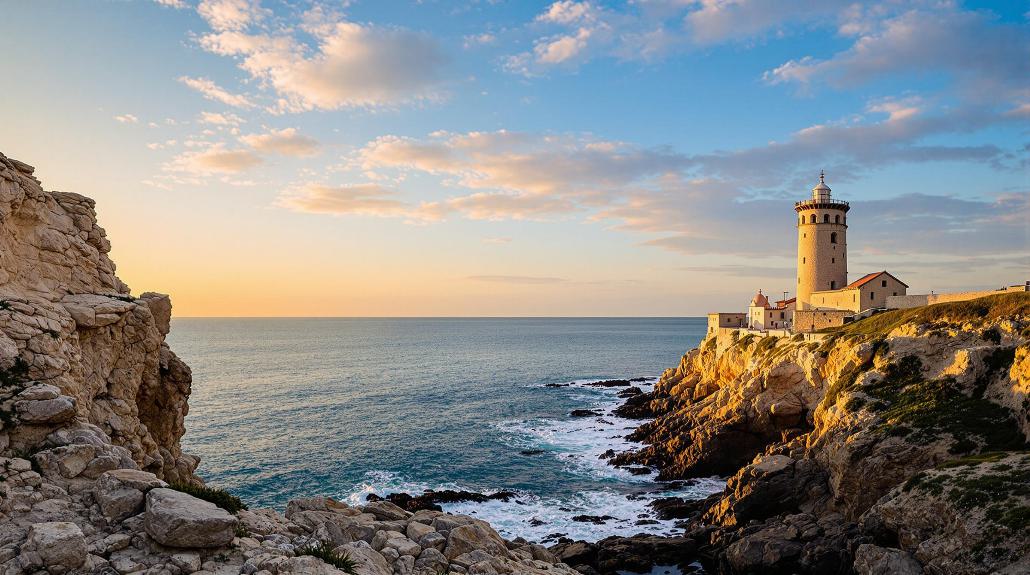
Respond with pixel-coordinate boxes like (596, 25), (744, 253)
(618, 295), (1030, 574)
(0, 152), (197, 483)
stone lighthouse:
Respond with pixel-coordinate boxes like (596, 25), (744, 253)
(795, 172), (849, 310)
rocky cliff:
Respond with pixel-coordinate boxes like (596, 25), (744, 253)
(0, 152), (577, 575)
(600, 294), (1030, 574)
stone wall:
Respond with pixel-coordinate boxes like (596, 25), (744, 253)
(888, 284), (1029, 310)
(793, 309), (849, 333)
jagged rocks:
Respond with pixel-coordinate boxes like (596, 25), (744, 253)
(852, 544), (923, 575)
(23, 521), (87, 572)
(144, 488), (237, 548)
(95, 468), (167, 521)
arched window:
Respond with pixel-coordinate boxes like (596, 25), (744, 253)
(830, 232), (837, 244)
(830, 281), (837, 290)
(835, 215), (840, 223)
(810, 214), (816, 224)
(823, 214), (829, 223)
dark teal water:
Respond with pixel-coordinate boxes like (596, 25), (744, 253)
(168, 318), (715, 542)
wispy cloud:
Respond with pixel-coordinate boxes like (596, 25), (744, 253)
(240, 127), (319, 157)
(179, 76), (256, 109)
(114, 114), (139, 124)
(167, 144), (263, 174)
(764, 7), (1030, 104)
(276, 183), (446, 222)
(467, 275), (566, 284)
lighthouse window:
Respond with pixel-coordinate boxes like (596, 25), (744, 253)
(835, 215), (840, 223)
(809, 214), (816, 224)
(830, 232), (838, 244)
(823, 214), (829, 223)
(830, 281), (837, 289)
(802, 257), (806, 264)
(831, 258), (835, 263)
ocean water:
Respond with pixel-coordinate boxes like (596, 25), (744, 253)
(168, 318), (719, 542)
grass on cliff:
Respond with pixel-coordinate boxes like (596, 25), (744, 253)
(832, 292), (1030, 339)
(904, 452), (1030, 535)
(169, 482), (248, 514)
(833, 351), (1027, 455)
(298, 541), (357, 574)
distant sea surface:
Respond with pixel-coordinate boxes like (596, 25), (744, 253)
(168, 317), (717, 542)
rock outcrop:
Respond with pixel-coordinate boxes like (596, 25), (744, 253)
(0, 152), (581, 575)
(596, 294), (1030, 574)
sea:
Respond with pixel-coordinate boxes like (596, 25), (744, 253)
(168, 317), (721, 544)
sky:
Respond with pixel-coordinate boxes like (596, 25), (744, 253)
(1, 0), (1027, 316)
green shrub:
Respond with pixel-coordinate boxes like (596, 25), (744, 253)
(298, 540), (357, 574)
(169, 482), (248, 514)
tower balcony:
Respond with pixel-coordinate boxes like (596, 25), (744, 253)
(794, 198), (850, 213)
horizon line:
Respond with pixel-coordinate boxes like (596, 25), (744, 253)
(171, 315), (708, 320)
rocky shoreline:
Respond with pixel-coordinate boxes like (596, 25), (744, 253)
(555, 295), (1030, 574)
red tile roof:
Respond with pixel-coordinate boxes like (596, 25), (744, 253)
(775, 297), (796, 306)
(846, 271), (909, 289)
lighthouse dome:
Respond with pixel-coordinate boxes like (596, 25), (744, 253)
(812, 171), (831, 201)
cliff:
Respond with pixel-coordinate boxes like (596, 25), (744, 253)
(606, 294), (1030, 574)
(0, 152), (577, 575)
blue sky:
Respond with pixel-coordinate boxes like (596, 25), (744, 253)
(1, 0), (1027, 316)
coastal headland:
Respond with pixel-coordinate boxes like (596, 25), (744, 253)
(1, 151), (1028, 574)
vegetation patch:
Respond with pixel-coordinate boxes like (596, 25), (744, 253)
(298, 540), (357, 574)
(0, 300), (11, 311)
(863, 356), (1028, 454)
(755, 335), (779, 354)
(169, 482), (248, 514)
(821, 338), (888, 409)
(834, 293), (1030, 339)
(0, 357), (29, 390)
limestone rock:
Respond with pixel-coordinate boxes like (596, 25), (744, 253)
(443, 521), (510, 560)
(24, 521), (87, 570)
(144, 488), (236, 548)
(96, 469), (168, 521)
(15, 396), (77, 424)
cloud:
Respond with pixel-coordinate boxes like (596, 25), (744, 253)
(179, 76), (255, 108)
(240, 127), (319, 157)
(197, 0), (268, 31)
(463, 33), (496, 49)
(276, 183), (446, 222)
(467, 275), (566, 284)
(196, 10), (447, 111)
(684, 0), (852, 44)
(114, 114), (139, 124)
(168, 144), (263, 174)
(154, 0), (187, 8)
(764, 8), (1030, 103)
(198, 111), (244, 126)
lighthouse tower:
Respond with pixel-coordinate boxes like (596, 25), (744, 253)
(795, 172), (849, 310)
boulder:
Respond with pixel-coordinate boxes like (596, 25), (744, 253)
(15, 396), (76, 424)
(444, 521), (511, 560)
(144, 488), (236, 548)
(34, 444), (95, 478)
(24, 521), (87, 570)
(335, 540), (392, 575)
(96, 469), (167, 521)
(853, 544), (923, 575)
(15, 383), (60, 401)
